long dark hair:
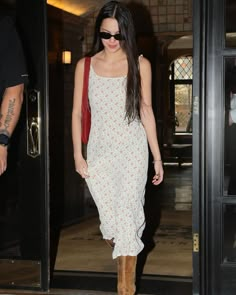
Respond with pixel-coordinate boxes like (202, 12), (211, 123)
(88, 0), (141, 122)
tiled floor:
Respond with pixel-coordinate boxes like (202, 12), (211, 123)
(0, 164), (193, 295)
(55, 164), (192, 277)
(54, 210), (192, 276)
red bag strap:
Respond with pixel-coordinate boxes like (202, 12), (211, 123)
(82, 57), (91, 111)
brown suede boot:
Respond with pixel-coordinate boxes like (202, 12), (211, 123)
(117, 256), (126, 295)
(125, 256), (137, 295)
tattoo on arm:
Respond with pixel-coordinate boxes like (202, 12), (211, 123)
(4, 98), (16, 131)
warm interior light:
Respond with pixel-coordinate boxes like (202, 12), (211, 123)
(47, 0), (87, 16)
(62, 50), (71, 64)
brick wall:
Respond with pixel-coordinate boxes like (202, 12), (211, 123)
(82, 0), (192, 54)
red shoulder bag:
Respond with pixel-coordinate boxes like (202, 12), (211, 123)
(81, 57), (91, 144)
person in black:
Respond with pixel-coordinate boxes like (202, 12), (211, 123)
(225, 64), (236, 195)
(0, 15), (28, 175)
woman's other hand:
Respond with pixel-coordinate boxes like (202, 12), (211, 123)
(0, 146), (7, 176)
(152, 160), (164, 185)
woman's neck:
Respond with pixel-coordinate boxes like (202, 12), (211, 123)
(100, 49), (126, 63)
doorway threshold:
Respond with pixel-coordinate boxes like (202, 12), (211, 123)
(52, 270), (192, 295)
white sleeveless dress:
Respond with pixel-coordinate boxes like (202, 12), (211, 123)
(85, 64), (149, 259)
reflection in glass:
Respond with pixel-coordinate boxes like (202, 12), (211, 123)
(224, 58), (236, 196)
(225, 0), (236, 47)
(223, 205), (236, 263)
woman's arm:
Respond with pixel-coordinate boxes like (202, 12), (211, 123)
(72, 57), (89, 178)
(139, 56), (164, 185)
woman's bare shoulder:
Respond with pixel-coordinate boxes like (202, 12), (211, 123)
(76, 57), (86, 69)
(75, 56), (91, 75)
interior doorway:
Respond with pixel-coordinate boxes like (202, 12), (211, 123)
(46, 1), (194, 293)
(53, 41), (193, 281)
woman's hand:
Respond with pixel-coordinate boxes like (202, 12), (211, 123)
(152, 160), (164, 185)
(74, 155), (90, 178)
(0, 146), (7, 176)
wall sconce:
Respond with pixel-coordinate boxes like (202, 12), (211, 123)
(62, 50), (71, 64)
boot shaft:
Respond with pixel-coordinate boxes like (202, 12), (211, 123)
(117, 256), (137, 295)
(125, 256), (137, 295)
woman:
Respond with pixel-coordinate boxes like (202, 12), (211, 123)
(72, 1), (164, 294)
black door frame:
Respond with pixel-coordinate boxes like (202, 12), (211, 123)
(205, 0), (224, 292)
(16, 0), (50, 290)
(192, 0), (206, 294)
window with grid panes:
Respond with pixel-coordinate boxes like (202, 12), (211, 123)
(169, 56), (193, 133)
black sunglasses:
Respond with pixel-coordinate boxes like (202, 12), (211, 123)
(99, 32), (124, 41)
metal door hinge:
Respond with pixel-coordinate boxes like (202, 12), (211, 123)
(193, 233), (199, 252)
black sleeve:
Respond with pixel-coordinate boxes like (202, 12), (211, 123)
(1, 16), (28, 89)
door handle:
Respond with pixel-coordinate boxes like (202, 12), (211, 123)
(27, 89), (41, 158)
(29, 116), (39, 156)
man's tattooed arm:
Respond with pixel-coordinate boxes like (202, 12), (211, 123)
(4, 97), (16, 130)
(0, 84), (24, 137)
(0, 98), (16, 137)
